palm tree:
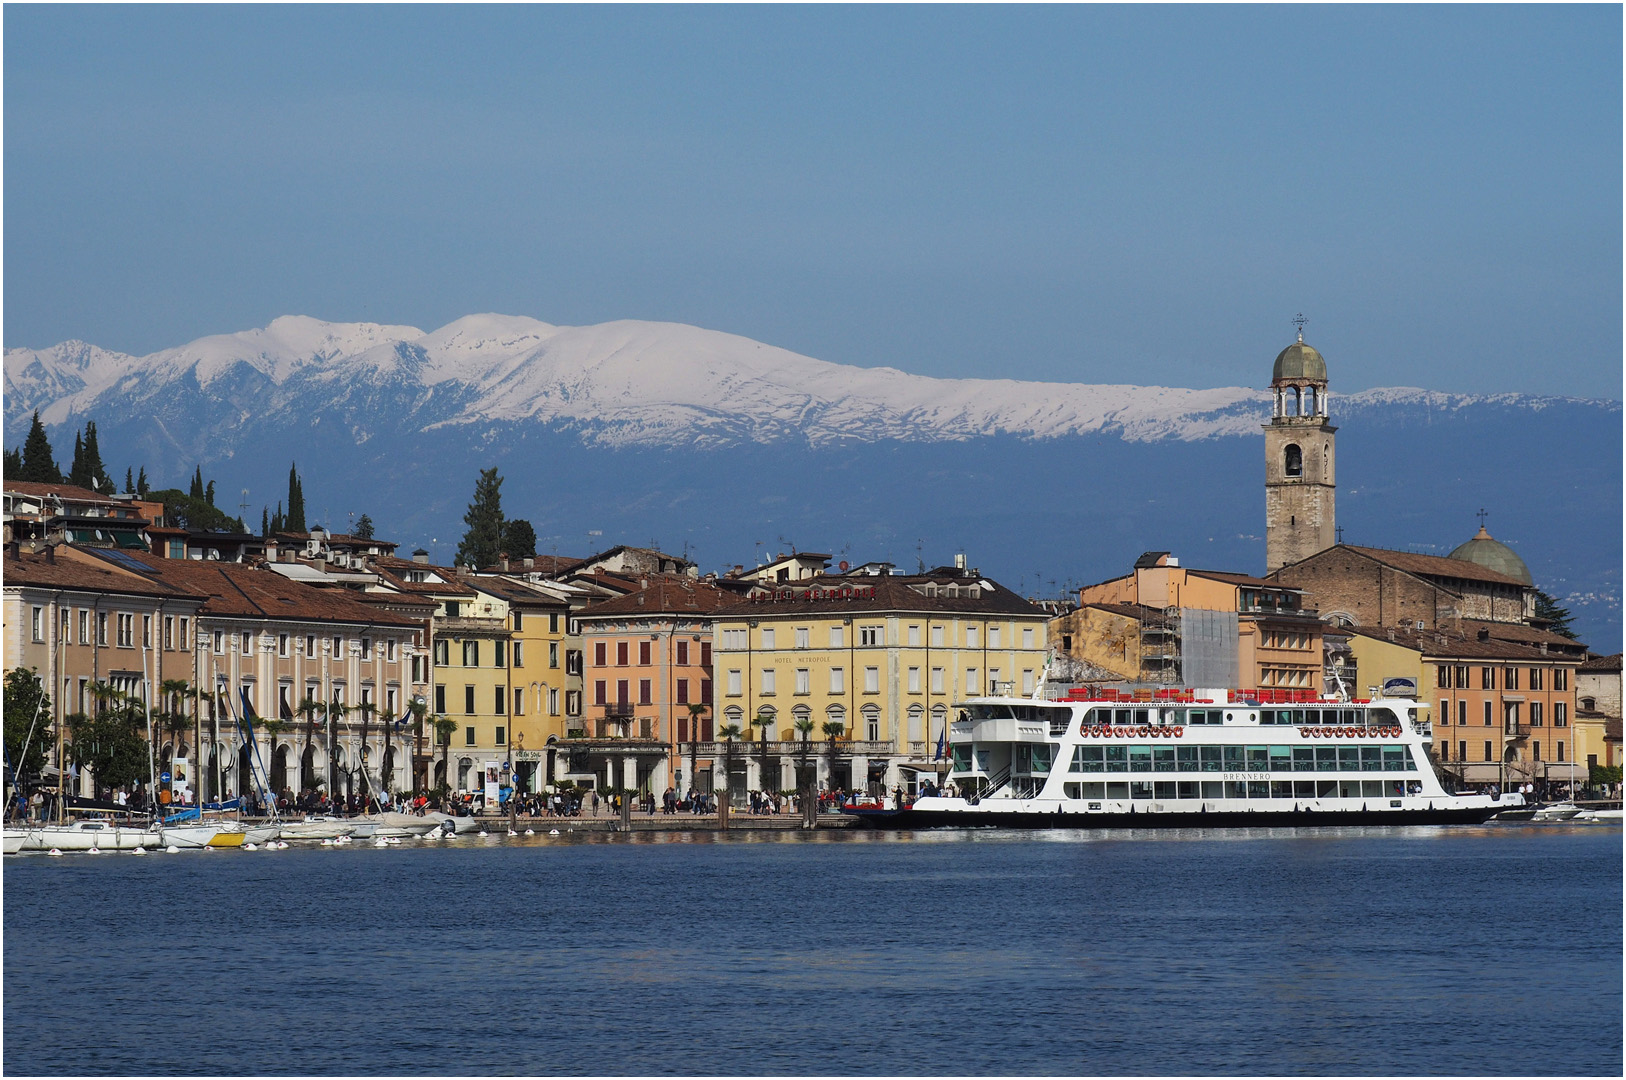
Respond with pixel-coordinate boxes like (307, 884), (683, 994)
(755, 706), (774, 798)
(718, 722), (742, 827)
(821, 720), (846, 802)
(406, 699), (429, 794)
(433, 716), (458, 794)
(295, 696), (324, 791)
(794, 717), (816, 823)
(326, 700), (351, 803)
(353, 701), (377, 803)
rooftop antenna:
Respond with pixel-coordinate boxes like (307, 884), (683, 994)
(1292, 313), (1307, 343)
(238, 488), (250, 521)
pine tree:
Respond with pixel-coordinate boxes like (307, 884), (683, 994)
(286, 463), (306, 533)
(2, 449), (21, 478)
(504, 518), (537, 560)
(354, 514), (375, 540)
(20, 412), (61, 483)
(455, 467), (505, 570)
(190, 467), (205, 500)
(1534, 590), (1578, 640)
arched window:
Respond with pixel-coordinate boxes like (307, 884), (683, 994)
(723, 705), (744, 725)
(825, 703), (846, 727)
(861, 703), (881, 741)
(791, 704), (811, 726)
(456, 757), (472, 790)
(1284, 444), (1303, 477)
(1304, 387), (1317, 415)
(1291, 387), (1302, 416)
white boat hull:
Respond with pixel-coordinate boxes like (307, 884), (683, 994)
(17, 823), (164, 851)
(279, 818), (356, 841)
(160, 825), (222, 848)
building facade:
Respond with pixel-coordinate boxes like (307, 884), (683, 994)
(711, 566), (1049, 800)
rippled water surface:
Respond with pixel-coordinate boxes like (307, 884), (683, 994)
(5, 824), (1621, 1075)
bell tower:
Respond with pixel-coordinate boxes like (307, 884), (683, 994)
(1264, 318), (1336, 573)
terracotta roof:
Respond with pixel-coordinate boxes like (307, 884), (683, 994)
(579, 577), (735, 619)
(3, 480), (118, 505)
(1458, 619), (1587, 652)
(1345, 623), (1573, 662)
(1187, 569), (1294, 590)
(84, 550), (417, 628)
(4, 545), (204, 600)
(1339, 545), (1528, 588)
(368, 557), (478, 597)
(1581, 652), (1622, 672)
(469, 575), (570, 607)
(713, 574), (1044, 619)
(1083, 602), (1164, 621)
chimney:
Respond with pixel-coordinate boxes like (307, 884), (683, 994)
(523, 557), (534, 570)
(1477, 627), (1490, 642)
(499, 552), (510, 572)
(45, 544), (55, 564)
(413, 549), (430, 565)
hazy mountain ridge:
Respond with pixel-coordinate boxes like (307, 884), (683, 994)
(10, 314), (1614, 450)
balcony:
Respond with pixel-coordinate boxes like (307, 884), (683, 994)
(1504, 721), (1529, 739)
(437, 616), (506, 634)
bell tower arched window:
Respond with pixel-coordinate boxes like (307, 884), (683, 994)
(1284, 444), (1303, 477)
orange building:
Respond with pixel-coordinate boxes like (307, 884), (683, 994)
(1063, 551), (1323, 692)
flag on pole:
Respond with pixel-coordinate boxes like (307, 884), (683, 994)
(934, 726), (947, 762)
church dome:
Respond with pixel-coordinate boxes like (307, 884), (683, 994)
(1273, 337), (1328, 383)
(1448, 526), (1532, 586)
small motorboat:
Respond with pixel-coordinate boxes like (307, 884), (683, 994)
(1531, 802), (1584, 822)
(424, 811), (484, 835)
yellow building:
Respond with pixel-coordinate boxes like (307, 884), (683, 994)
(710, 565), (1048, 799)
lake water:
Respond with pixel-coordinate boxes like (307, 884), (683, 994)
(5, 824), (1621, 1076)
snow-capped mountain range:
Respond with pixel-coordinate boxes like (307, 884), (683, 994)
(4, 314), (1619, 651)
(4, 314), (1603, 448)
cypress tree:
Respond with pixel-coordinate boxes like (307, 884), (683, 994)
(3, 448), (21, 478)
(81, 422), (112, 492)
(261, 507), (270, 536)
(67, 430), (87, 487)
(286, 463), (306, 533)
(125, 468), (136, 494)
(20, 412), (61, 483)
(136, 467), (149, 497)
(190, 467), (205, 500)
(455, 467), (505, 569)
(205, 480), (216, 507)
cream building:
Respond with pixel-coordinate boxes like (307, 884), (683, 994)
(711, 563), (1048, 800)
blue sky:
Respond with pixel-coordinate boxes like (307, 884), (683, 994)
(5, 6), (1620, 397)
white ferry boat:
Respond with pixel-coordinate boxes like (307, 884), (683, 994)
(845, 689), (1519, 828)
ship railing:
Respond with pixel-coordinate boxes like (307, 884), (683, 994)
(968, 765), (1011, 804)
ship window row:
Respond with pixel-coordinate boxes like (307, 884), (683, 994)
(1076, 707), (1395, 727)
(1258, 708), (1395, 726)
(1061, 779), (1422, 801)
(1068, 745), (1417, 773)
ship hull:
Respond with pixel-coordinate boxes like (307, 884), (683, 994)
(845, 804), (1508, 829)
